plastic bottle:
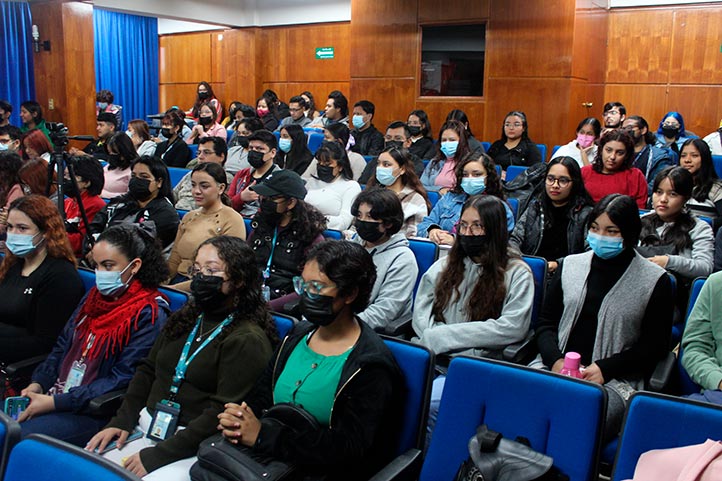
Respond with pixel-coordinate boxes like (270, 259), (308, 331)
(559, 352), (583, 379)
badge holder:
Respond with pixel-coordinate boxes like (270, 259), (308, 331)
(147, 398), (181, 442)
(63, 330), (94, 393)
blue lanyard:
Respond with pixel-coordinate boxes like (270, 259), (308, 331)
(263, 228), (279, 282)
(170, 313), (233, 395)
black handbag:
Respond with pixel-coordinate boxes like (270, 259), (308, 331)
(190, 403), (320, 481)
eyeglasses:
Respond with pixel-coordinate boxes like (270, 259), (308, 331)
(198, 149), (215, 156)
(603, 110), (620, 117)
(504, 123), (523, 128)
(293, 276), (336, 299)
(545, 175), (572, 187)
(454, 222), (484, 235)
(288, 108), (303, 112)
(0, 138), (10, 144)
(187, 265), (226, 277)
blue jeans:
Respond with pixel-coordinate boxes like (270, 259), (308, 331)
(21, 412), (109, 447)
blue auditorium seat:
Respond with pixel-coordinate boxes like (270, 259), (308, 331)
(188, 143), (198, 158)
(426, 191), (439, 209)
(505, 165), (527, 182)
(677, 277), (707, 395)
(272, 312), (296, 339)
(0, 411), (21, 481)
(167, 166), (189, 189)
(307, 132), (324, 154)
(322, 229), (343, 240)
(712, 155), (722, 178)
(536, 143), (547, 162)
(521, 255), (547, 328)
(407, 238), (439, 295)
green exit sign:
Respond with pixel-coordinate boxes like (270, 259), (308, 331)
(315, 47), (334, 60)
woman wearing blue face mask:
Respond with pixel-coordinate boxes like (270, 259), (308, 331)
(17, 224), (170, 446)
(420, 120), (472, 194)
(367, 147), (430, 237)
(274, 124), (313, 175)
(0, 195), (85, 364)
(418, 154), (514, 246)
(534, 194), (674, 442)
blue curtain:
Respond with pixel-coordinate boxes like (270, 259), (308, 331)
(0, 1), (35, 127)
(93, 8), (158, 130)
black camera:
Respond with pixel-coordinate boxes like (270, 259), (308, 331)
(46, 121), (69, 147)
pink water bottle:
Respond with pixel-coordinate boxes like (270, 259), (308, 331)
(559, 352), (583, 379)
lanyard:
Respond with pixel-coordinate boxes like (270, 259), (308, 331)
(170, 313), (233, 396)
(263, 228), (279, 282)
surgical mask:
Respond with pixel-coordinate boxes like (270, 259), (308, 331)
(461, 177), (486, 195)
(0, 143), (8, 152)
(6, 232), (42, 257)
(316, 164), (336, 183)
(576, 133), (595, 149)
(352, 115), (365, 129)
(355, 219), (385, 243)
(586, 232), (625, 259)
(278, 138), (292, 153)
(98, 102), (108, 110)
(407, 125), (421, 137)
(375, 166), (398, 186)
(190, 274), (226, 310)
(199, 116), (213, 126)
(128, 177), (153, 202)
(248, 150), (266, 169)
(298, 291), (337, 326)
(95, 262), (134, 297)
(126, 130), (133, 139)
(440, 141), (458, 158)
(662, 126), (679, 138)
(458, 234), (487, 257)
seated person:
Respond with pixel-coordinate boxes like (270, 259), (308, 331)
(186, 82), (222, 123)
(534, 194), (673, 441)
(0, 99), (12, 128)
(366, 146), (429, 237)
(351, 188), (417, 332)
(303, 123), (367, 181)
(680, 139), (722, 231)
(487, 111), (543, 175)
(358, 121), (425, 184)
(88, 156), (179, 249)
(0, 124), (23, 153)
(21, 128), (53, 162)
(581, 130), (649, 209)
(20, 100), (52, 145)
(186, 103), (226, 146)
(155, 112), (192, 169)
(156, 107), (193, 143)
(301, 91), (321, 120)
(304, 141), (362, 230)
(0, 195), (85, 364)
(550, 117), (601, 167)
(602, 101), (626, 130)
(226, 117), (263, 175)
(228, 130), (280, 218)
(274, 124), (314, 175)
(638, 166), (714, 308)
(445, 109), (485, 154)
(256, 93), (281, 132)
(418, 153), (513, 245)
(70, 112), (117, 161)
(275, 95), (312, 131)
(96, 89), (123, 129)
(702, 119), (722, 156)
(623, 115), (676, 194)
(350, 100), (385, 157)
(247, 169), (326, 312)
(308, 90), (350, 128)
(86, 236), (275, 479)
(127, 119), (157, 158)
(63, 156), (107, 257)
(19, 157), (56, 203)
(102, 132), (138, 199)
(655, 111), (698, 156)
(420, 120), (472, 193)
(510, 156), (594, 275)
(0, 152), (25, 234)
(217, 240), (402, 481)
(167, 163), (246, 287)
(19, 225), (170, 445)
(407, 109), (437, 161)
(174, 136), (233, 211)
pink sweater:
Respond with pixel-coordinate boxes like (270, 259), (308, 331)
(102, 165), (131, 199)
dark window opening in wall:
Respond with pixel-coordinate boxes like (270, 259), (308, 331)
(420, 24), (485, 97)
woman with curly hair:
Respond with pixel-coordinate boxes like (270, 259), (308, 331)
(86, 236), (275, 480)
(0, 195), (85, 363)
(18, 225), (171, 446)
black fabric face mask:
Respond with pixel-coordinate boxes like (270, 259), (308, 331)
(62, 178), (78, 197)
(355, 219), (385, 243)
(198, 92), (210, 100)
(248, 150), (266, 169)
(190, 274), (227, 310)
(161, 128), (173, 138)
(316, 164), (336, 183)
(299, 291), (337, 326)
(662, 126), (680, 138)
(199, 116), (213, 126)
(458, 234), (488, 257)
(385, 140), (404, 151)
(407, 126), (421, 137)
(259, 198), (283, 224)
(128, 177), (153, 202)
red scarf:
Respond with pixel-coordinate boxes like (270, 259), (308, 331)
(76, 280), (164, 360)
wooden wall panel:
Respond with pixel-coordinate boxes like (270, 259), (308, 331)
(350, 79), (416, 131)
(223, 28), (260, 106)
(603, 84), (669, 128)
(418, 0), (490, 23)
(159, 33), (212, 84)
(669, 7), (722, 85)
(350, 0), (418, 78)
(571, 5), (608, 82)
(605, 9), (674, 84)
(413, 99), (485, 142)
(569, 80), (606, 139)
(30, 2), (67, 124)
(667, 86), (722, 139)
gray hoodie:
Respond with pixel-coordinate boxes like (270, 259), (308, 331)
(357, 232), (418, 331)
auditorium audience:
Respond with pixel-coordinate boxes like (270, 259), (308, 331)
(703, 119), (722, 156)
(352, 188), (417, 332)
(168, 163), (246, 288)
(366, 146), (429, 237)
(226, 117), (263, 176)
(550, 117), (601, 167)
(420, 120), (471, 193)
(681, 139), (722, 230)
(623, 115), (676, 194)
(186, 81), (221, 123)
(96, 89), (123, 129)
(358, 121), (425, 184)
(350, 100), (385, 157)
(174, 136), (232, 211)
(127, 119), (157, 158)
(0, 195), (84, 364)
(445, 109), (484, 154)
(155, 112), (192, 169)
(510, 156), (594, 274)
(21, 128), (53, 162)
(228, 130), (280, 217)
(256, 93), (281, 132)
(303, 123), (366, 180)
(0, 125), (22, 153)
(102, 132), (138, 199)
(300, 91), (321, 120)
(487, 111), (543, 175)
(407, 109), (437, 160)
(581, 130), (648, 209)
(221, 101), (244, 128)
(217, 240), (402, 481)
(63, 156), (107, 258)
(19, 157), (56, 200)
(656, 111), (698, 155)
(309, 90), (350, 128)
(86, 236), (275, 479)
(534, 194), (673, 442)
(76, 112), (117, 160)
(19, 224), (170, 445)
(19, 100), (52, 144)
(247, 169), (326, 312)
(602, 101), (626, 129)
(275, 95), (312, 131)
(274, 124), (314, 175)
(187, 103), (226, 145)
(304, 141), (361, 231)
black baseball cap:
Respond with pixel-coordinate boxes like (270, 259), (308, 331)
(250, 169), (307, 199)
(97, 112), (117, 128)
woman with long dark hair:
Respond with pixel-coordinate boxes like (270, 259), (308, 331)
(551, 117), (601, 167)
(407, 109), (436, 160)
(680, 138), (722, 230)
(274, 124), (314, 174)
(487, 111), (543, 175)
(187, 103), (226, 146)
(127, 120), (157, 158)
(86, 236), (275, 479)
(102, 132), (138, 199)
(187, 81), (221, 123)
(420, 120), (471, 194)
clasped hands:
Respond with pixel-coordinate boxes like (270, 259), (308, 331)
(217, 401), (261, 447)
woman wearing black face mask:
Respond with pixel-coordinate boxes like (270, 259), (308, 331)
(102, 132), (137, 198)
(186, 81), (221, 124)
(407, 109), (437, 160)
(247, 169), (327, 313)
(62, 156), (106, 258)
(87, 236), (275, 479)
(155, 112), (192, 168)
(88, 156), (180, 251)
(187, 103), (227, 146)
(217, 240), (403, 481)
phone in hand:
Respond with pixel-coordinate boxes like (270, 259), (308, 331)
(4, 396), (30, 420)
(95, 428), (144, 454)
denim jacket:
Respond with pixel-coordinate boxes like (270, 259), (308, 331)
(417, 192), (515, 237)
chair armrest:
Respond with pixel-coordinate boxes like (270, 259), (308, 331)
(368, 448), (423, 481)
(88, 389), (126, 417)
(380, 318), (413, 339)
(502, 332), (536, 365)
(4, 355), (47, 378)
(647, 351), (676, 392)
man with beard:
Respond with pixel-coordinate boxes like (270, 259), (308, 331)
(622, 115), (676, 194)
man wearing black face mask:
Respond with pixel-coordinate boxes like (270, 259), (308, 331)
(358, 121), (425, 184)
(228, 130), (280, 218)
(226, 117), (263, 175)
(622, 115), (675, 195)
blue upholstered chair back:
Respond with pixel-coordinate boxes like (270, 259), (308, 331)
(506, 165), (527, 182)
(0, 411), (20, 481)
(420, 357), (606, 481)
(521, 255), (547, 328)
(272, 312), (296, 339)
(612, 392), (722, 481)
(167, 166), (188, 189)
(408, 238), (439, 296)
(678, 277), (707, 395)
(307, 132), (324, 154)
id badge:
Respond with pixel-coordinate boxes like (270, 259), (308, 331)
(147, 399), (181, 442)
(262, 284), (271, 302)
(63, 360), (87, 393)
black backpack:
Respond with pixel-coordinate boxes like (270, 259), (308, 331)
(502, 163), (547, 216)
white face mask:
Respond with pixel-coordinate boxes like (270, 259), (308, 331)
(126, 130), (133, 138)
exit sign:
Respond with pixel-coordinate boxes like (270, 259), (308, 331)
(315, 47), (334, 60)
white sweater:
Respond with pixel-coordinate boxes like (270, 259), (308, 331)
(304, 176), (361, 230)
